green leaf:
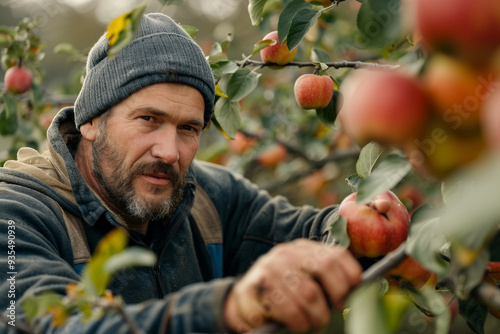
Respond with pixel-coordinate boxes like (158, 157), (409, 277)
(408, 288), (451, 334)
(208, 42), (228, 63)
(22, 291), (62, 323)
(0, 93), (18, 135)
(327, 215), (350, 248)
(220, 33), (233, 54)
(106, 4), (146, 58)
(287, 8), (321, 51)
(251, 38), (276, 56)
(345, 173), (362, 193)
(356, 154), (412, 204)
(277, 0), (313, 44)
(316, 90), (340, 128)
(248, 0), (270, 26)
(81, 229), (128, 296)
(226, 68), (261, 101)
(311, 47), (331, 70)
(459, 298), (488, 334)
(181, 25), (199, 38)
(53, 43), (80, 56)
(104, 247), (157, 275)
(356, 0), (402, 49)
(356, 142), (384, 179)
(406, 206), (449, 276)
(438, 156), (500, 253)
(213, 97), (241, 139)
(345, 280), (389, 334)
(210, 64), (223, 83)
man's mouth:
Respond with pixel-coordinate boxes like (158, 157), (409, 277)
(141, 173), (171, 186)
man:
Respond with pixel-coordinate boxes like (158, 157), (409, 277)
(0, 13), (362, 333)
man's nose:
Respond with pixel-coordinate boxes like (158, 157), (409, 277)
(150, 127), (180, 164)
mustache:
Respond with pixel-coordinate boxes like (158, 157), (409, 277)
(131, 161), (180, 185)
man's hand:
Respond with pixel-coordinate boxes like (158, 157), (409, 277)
(224, 239), (362, 332)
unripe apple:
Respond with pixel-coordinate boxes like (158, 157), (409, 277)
(415, 0), (500, 65)
(294, 74), (334, 110)
(406, 120), (487, 180)
(338, 69), (429, 146)
(422, 54), (484, 132)
(4, 66), (33, 94)
(259, 31), (297, 68)
(338, 190), (409, 258)
(385, 256), (433, 289)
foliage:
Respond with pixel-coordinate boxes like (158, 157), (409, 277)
(2, 0), (500, 333)
(21, 229), (156, 332)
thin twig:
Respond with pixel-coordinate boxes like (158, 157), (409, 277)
(235, 59), (400, 70)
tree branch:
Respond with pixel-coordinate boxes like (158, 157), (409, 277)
(235, 59), (400, 70)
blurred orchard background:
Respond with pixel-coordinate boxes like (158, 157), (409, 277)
(3, 0), (500, 333)
(0, 0), (366, 208)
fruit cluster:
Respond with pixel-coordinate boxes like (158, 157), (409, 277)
(339, 0), (500, 180)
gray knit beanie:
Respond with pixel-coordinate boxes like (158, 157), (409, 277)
(74, 12), (215, 129)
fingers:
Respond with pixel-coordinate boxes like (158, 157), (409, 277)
(223, 239), (363, 333)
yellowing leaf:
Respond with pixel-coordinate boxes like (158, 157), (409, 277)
(105, 4), (146, 58)
(215, 84), (228, 98)
(106, 12), (130, 47)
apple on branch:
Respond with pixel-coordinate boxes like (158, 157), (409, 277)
(294, 74), (335, 110)
(4, 65), (33, 94)
(338, 69), (430, 147)
(259, 31), (297, 69)
(338, 190), (410, 258)
(414, 0), (500, 65)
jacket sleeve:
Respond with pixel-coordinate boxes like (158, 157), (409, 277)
(192, 161), (340, 277)
(0, 184), (235, 334)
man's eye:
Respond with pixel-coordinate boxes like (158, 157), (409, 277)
(140, 116), (153, 122)
(180, 125), (199, 133)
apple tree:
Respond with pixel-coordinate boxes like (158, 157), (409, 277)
(3, 0), (500, 333)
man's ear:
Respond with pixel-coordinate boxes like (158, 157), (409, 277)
(80, 119), (98, 142)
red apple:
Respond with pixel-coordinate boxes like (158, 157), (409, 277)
(4, 66), (33, 94)
(414, 0), (500, 65)
(294, 74), (334, 110)
(338, 69), (429, 146)
(385, 256), (433, 289)
(229, 131), (258, 154)
(486, 262), (500, 281)
(483, 275), (500, 319)
(481, 89), (500, 151)
(422, 54), (484, 132)
(259, 31), (297, 68)
(338, 190), (410, 258)
(257, 143), (288, 168)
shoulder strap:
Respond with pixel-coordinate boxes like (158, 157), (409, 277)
(190, 184), (223, 245)
(55, 201), (91, 265)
